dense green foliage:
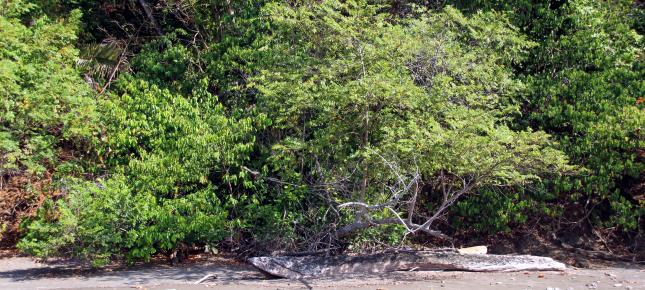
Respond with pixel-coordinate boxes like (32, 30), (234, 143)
(1, 2), (98, 177)
(1, 0), (642, 264)
(521, 0), (644, 230)
(19, 73), (260, 263)
(449, 0), (645, 234)
(253, 2), (570, 242)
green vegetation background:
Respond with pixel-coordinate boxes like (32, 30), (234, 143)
(0, 0), (642, 265)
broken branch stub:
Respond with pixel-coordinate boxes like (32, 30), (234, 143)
(248, 250), (566, 279)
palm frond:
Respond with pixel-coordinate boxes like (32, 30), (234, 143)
(76, 39), (131, 82)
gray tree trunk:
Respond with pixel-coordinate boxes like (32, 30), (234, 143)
(248, 250), (566, 279)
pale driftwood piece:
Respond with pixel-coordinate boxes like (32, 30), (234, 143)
(248, 251), (566, 279)
(458, 246), (488, 255)
(194, 273), (216, 284)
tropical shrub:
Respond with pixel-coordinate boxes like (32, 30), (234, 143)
(250, 1), (571, 246)
(18, 77), (258, 264)
(0, 3), (98, 177)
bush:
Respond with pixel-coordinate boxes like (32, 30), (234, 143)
(0, 4), (98, 177)
(18, 175), (229, 266)
(521, 0), (644, 230)
(19, 176), (152, 265)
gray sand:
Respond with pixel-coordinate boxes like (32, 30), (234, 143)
(1, 256), (643, 290)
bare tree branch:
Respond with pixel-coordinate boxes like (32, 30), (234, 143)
(137, 0), (163, 36)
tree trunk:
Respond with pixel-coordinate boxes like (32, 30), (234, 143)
(248, 250), (566, 279)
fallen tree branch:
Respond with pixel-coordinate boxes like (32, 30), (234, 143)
(336, 217), (450, 240)
(194, 273), (216, 284)
(249, 251), (566, 279)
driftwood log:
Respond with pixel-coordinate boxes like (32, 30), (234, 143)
(248, 250), (566, 279)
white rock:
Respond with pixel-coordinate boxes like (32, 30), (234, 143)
(458, 246), (488, 254)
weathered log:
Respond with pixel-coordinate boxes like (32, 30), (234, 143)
(248, 250), (566, 279)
